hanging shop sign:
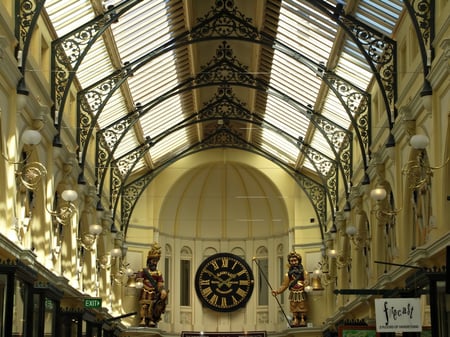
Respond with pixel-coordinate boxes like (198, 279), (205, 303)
(374, 298), (422, 333)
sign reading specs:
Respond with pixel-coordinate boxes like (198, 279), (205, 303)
(375, 298), (422, 333)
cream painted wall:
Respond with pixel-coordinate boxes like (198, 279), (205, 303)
(123, 148), (325, 331)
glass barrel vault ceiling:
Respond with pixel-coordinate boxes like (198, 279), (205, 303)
(43, 0), (404, 219)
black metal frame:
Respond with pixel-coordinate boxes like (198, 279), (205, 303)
(0, 259), (37, 337)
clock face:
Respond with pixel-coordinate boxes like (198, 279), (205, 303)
(195, 253), (254, 312)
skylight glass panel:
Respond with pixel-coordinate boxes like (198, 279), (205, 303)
(139, 96), (186, 139)
(150, 128), (190, 163)
(321, 92), (351, 127)
(45, 0), (94, 36)
(127, 52), (179, 104)
(277, 0), (336, 62)
(334, 41), (373, 90)
(355, 0), (403, 36)
(308, 130), (335, 160)
(111, 1), (172, 61)
(270, 52), (321, 106)
(97, 92), (129, 127)
(260, 129), (299, 164)
(264, 96), (309, 139)
(76, 40), (116, 88)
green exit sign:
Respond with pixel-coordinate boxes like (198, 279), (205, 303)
(84, 298), (102, 308)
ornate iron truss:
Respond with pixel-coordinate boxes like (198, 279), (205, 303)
(111, 83), (335, 234)
(14, 0), (46, 93)
(14, 0), (435, 237)
(97, 42), (350, 222)
(304, 0), (397, 131)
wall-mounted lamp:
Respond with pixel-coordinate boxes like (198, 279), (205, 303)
(345, 224), (364, 249)
(79, 224), (103, 251)
(307, 269), (324, 292)
(46, 189), (78, 226)
(125, 267), (136, 287)
(126, 273), (137, 288)
(328, 249), (337, 258)
(1, 129), (47, 191)
(370, 185), (387, 201)
(370, 185), (400, 223)
(110, 247), (123, 258)
(402, 135), (448, 189)
(313, 266), (336, 288)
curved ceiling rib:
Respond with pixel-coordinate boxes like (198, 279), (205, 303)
(303, 0), (397, 129)
(96, 41), (352, 215)
(75, 12), (369, 179)
(65, 5), (373, 212)
(50, 0), (143, 145)
(107, 88), (339, 230)
(42, 0), (405, 238)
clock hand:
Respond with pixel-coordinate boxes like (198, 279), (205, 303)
(204, 270), (223, 283)
(218, 273), (236, 288)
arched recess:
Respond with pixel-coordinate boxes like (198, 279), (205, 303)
(403, 147), (434, 251)
(121, 146), (326, 241)
(157, 161), (290, 240)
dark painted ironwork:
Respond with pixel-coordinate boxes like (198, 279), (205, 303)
(322, 70), (371, 171)
(404, 0), (434, 76)
(75, 1), (369, 181)
(95, 42), (351, 218)
(299, 141), (338, 212)
(109, 85), (335, 226)
(63, 0), (373, 227)
(15, 0), (46, 91)
(403, 0), (434, 97)
(50, 0), (143, 145)
(305, 0), (397, 130)
(109, 139), (152, 211)
(77, 69), (130, 175)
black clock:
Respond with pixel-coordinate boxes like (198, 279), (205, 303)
(195, 252), (254, 312)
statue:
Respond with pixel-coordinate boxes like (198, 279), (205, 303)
(272, 251), (309, 327)
(136, 243), (168, 327)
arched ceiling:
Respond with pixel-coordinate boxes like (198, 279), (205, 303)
(33, 0), (430, 235)
(158, 160), (290, 240)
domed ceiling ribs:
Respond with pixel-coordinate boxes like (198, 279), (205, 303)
(34, 0), (433, 239)
(120, 130), (328, 239)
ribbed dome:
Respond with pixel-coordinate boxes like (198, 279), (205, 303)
(159, 161), (289, 239)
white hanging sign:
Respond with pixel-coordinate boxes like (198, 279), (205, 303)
(375, 298), (422, 333)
